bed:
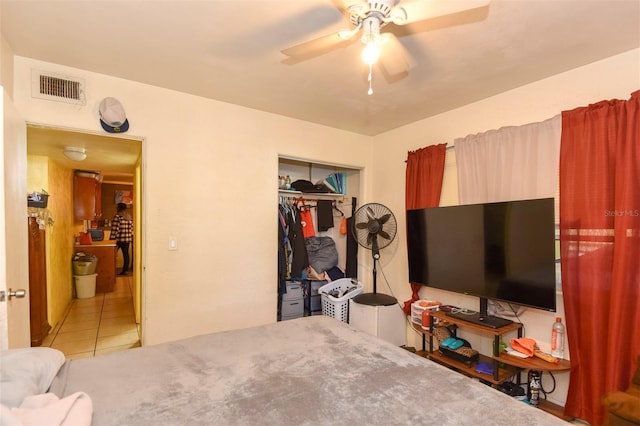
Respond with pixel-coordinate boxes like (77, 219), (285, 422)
(2, 316), (567, 425)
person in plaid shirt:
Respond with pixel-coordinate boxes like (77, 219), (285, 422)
(110, 202), (133, 275)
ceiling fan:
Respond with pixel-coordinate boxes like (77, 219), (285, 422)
(281, 0), (490, 94)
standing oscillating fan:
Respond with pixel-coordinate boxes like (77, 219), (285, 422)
(351, 203), (398, 306)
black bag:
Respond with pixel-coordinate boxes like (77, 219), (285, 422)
(433, 326), (479, 366)
(439, 340), (479, 366)
(305, 236), (338, 273)
(291, 179), (332, 193)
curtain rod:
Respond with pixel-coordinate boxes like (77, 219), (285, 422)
(405, 144), (454, 162)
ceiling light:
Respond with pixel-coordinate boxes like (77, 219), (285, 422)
(361, 41), (380, 65)
(360, 17), (383, 95)
(360, 17), (382, 64)
(63, 146), (87, 161)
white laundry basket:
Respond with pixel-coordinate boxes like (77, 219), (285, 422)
(318, 278), (363, 323)
(74, 273), (97, 299)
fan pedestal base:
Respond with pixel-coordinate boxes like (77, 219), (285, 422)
(353, 292), (397, 306)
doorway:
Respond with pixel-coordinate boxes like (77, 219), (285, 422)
(26, 124), (143, 356)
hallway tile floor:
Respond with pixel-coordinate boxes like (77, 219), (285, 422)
(41, 275), (140, 359)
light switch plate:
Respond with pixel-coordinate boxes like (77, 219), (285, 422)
(169, 237), (178, 251)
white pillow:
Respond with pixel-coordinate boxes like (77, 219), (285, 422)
(0, 347), (65, 408)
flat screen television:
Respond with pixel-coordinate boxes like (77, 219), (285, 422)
(406, 198), (556, 327)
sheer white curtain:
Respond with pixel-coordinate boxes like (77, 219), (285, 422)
(455, 115), (561, 204)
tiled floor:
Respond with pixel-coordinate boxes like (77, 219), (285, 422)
(42, 275), (140, 359)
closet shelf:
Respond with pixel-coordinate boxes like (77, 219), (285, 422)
(278, 189), (346, 200)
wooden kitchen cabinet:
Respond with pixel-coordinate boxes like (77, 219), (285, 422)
(74, 244), (116, 293)
(74, 172), (102, 220)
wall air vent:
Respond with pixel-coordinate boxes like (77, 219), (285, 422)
(31, 70), (86, 105)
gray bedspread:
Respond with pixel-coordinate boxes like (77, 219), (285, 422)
(53, 316), (567, 425)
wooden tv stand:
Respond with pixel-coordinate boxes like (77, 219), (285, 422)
(413, 310), (571, 420)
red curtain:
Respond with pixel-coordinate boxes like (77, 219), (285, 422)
(403, 144), (447, 315)
(560, 91), (640, 425)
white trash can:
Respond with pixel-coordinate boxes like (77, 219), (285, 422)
(74, 273), (97, 299)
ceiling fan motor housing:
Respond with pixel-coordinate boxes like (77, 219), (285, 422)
(348, 0), (396, 28)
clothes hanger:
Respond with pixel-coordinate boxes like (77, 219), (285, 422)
(333, 201), (344, 216)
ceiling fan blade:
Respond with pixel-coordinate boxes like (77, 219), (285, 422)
(356, 221), (369, 229)
(393, 0), (491, 25)
(337, 25), (362, 40)
(333, 0), (371, 20)
(281, 32), (353, 60)
(378, 230), (391, 240)
(332, 0), (366, 11)
(378, 33), (415, 76)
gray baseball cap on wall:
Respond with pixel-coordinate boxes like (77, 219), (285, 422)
(99, 97), (130, 133)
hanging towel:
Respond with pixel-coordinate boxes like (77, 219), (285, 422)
(317, 200), (334, 231)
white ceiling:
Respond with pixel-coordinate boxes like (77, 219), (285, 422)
(3, 0), (640, 179)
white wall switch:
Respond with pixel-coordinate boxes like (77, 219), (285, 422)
(169, 237), (178, 251)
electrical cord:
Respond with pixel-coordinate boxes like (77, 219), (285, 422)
(540, 370), (557, 397)
(377, 260), (403, 310)
(508, 303), (526, 336)
(377, 262), (426, 339)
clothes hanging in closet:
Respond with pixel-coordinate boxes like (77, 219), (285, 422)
(277, 210), (290, 295)
(345, 216), (358, 279)
(345, 197), (358, 279)
(289, 204), (309, 278)
(278, 201), (308, 282)
(316, 199), (334, 231)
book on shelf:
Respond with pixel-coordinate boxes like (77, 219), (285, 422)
(316, 179), (337, 193)
(337, 172), (346, 194)
(314, 173), (347, 195)
(325, 175), (339, 193)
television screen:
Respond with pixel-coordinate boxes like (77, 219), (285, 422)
(406, 198), (556, 312)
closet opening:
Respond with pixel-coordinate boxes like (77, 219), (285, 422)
(277, 156), (361, 322)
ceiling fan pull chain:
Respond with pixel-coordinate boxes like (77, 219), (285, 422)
(367, 64), (374, 96)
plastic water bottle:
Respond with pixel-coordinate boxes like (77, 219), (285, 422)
(551, 317), (565, 358)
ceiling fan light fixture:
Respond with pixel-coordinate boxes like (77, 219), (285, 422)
(360, 15), (383, 64)
(63, 146), (87, 161)
(361, 41), (380, 65)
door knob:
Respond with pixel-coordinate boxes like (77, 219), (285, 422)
(0, 288), (26, 302)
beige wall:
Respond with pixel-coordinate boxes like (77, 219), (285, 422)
(13, 56), (374, 346)
(1, 34), (15, 99)
(372, 48), (640, 406)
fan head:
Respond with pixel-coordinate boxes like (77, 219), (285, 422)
(353, 203), (397, 256)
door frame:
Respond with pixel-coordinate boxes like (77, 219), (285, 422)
(26, 124), (145, 345)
